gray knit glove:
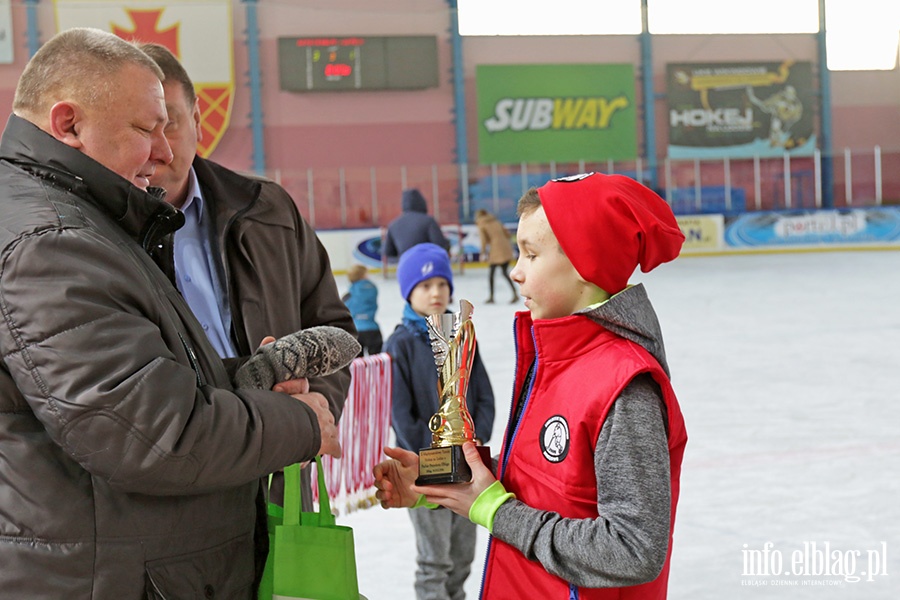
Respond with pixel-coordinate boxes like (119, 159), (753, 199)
(234, 326), (360, 390)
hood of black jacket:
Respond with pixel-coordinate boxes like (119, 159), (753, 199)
(401, 188), (428, 213)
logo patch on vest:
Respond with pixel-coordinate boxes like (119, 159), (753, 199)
(539, 415), (570, 463)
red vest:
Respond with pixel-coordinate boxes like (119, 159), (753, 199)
(480, 312), (687, 600)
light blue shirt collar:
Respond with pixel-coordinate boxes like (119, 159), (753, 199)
(180, 168), (205, 224)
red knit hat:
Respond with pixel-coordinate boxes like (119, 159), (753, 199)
(537, 173), (685, 295)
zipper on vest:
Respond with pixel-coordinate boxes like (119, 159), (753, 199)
(499, 330), (539, 480)
(478, 535), (493, 599)
(569, 582), (580, 599)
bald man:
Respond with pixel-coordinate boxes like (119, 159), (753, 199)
(0, 27), (337, 598)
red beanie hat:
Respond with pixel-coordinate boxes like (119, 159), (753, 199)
(538, 173), (685, 295)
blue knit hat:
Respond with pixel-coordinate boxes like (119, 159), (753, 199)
(397, 243), (454, 301)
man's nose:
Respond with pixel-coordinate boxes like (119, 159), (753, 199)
(152, 131), (174, 166)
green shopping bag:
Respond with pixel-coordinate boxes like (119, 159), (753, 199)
(259, 457), (360, 600)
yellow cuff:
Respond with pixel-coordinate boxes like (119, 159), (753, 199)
(468, 481), (515, 532)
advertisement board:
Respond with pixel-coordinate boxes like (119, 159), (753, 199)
(477, 64), (637, 165)
(724, 208), (900, 247)
(667, 61), (815, 159)
(677, 215), (723, 252)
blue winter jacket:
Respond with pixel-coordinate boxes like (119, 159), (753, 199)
(383, 189), (450, 258)
(384, 306), (495, 452)
(344, 279), (380, 332)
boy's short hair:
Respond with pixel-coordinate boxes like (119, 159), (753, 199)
(396, 243), (454, 301)
(517, 188), (566, 256)
(537, 173), (684, 295)
(517, 188), (542, 218)
(347, 264), (368, 283)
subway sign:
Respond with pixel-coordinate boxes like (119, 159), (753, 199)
(483, 96), (630, 133)
(477, 64), (637, 165)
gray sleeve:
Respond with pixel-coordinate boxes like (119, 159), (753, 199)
(490, 374), (671, 588)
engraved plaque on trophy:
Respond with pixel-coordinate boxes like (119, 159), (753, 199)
(416, 299), (491, 485)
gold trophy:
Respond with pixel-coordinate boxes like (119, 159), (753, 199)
(416, 299), (491, 485)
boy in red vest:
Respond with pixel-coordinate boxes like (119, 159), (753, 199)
(374, 172), (688, 599)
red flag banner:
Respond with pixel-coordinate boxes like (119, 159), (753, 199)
(55, 0), (234, 158)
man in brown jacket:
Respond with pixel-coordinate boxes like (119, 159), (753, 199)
(141, 43), (354, 421)
(141, 43), (356, 588)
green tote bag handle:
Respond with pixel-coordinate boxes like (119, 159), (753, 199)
(272, 457), (360, 600)
(283, 457), (335, 528)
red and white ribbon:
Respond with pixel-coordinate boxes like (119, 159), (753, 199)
(313, 352), (392, 514)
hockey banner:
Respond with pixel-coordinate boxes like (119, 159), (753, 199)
(667, 61), (815, 159)
(476, 64), (637, 165)
(54, 0), (234, 157)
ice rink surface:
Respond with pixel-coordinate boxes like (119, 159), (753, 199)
(336, 249), (900, 599)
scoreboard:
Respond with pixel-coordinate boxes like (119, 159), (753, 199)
(278, 36), (439, 92)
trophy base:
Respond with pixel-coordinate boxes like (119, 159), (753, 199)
(415, 444), (492, 485)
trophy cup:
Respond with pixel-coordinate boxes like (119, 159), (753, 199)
(416, 299), (491, 485)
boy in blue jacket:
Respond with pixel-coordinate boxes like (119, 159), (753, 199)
(384, 242), (495, 600)
(342, 264), (383, 356)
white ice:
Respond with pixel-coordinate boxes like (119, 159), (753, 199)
(336, 249), (900, 599)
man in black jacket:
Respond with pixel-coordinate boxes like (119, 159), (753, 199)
(0, 28), (338, 598)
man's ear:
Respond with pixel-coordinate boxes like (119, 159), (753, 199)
(48, 101), (83, 149)
(192, 96), (203, 145)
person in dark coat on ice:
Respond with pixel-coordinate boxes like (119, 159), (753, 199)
(383, 188), (450, 259)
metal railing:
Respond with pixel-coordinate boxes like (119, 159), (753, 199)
(271, 146), (899, 231)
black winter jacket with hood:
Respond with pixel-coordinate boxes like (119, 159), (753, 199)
(383, 188), (450, 258)
(0, 115), (321, 599)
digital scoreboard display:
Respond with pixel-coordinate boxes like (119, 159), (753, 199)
(278, 36), (439, 92)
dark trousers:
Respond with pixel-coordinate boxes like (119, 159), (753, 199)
(357, 329), (383, 356)
(488, 262), (517, 300)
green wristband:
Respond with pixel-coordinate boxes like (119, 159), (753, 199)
(468, 480), (515, 532)
(412, 494), (439, 510)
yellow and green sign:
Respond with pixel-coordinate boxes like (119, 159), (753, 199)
(476, 64), (637, 165)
